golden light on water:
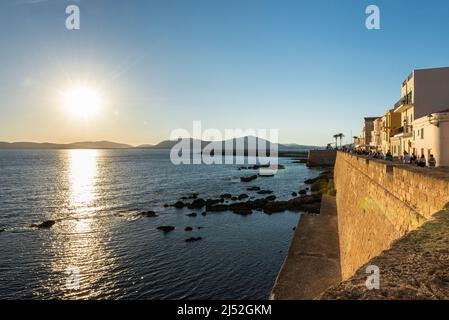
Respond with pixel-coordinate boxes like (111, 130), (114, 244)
(47, 150), (117, 299)
(69, 149), (98, 214)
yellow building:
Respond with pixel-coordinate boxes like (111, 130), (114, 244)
(381, 109), (402, 154)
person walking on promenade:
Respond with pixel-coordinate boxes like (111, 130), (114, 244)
(428, 154), (437, 168)
(411, 153), (417, 165)
(385, 151), (393, 162)
(403, 151), (411, 164)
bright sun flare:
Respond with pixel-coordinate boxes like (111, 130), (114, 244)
(62, 86), (102, 119)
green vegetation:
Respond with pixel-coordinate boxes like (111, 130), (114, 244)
(311, 178), (336, 196)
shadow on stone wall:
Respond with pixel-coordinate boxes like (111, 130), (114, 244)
(319, 207), (449, 300)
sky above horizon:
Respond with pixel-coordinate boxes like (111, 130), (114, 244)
(1, 0), (449, 146)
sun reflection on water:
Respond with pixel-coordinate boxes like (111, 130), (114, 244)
(69, 150), (98, 214)
(46, 150), (117, 299)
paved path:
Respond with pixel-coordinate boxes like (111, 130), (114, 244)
(270, 195), (341, 300)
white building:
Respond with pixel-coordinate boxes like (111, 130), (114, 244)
(412, 109), (449, 167)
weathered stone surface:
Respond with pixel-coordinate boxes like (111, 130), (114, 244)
(333, 153), (449, 280)
(320, 208), (449, 300)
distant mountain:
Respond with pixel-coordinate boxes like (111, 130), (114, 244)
(0, 137), (323, 151)
(0, 141), (133, 149)
(141, 136), (322, 152)
(135, 144), (154, 149)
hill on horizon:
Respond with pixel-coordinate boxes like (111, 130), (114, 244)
(0, 137), (324, 151)
(0, 141), (133, 150)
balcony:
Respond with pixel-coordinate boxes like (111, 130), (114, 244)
(392, 125), (413, 137)
(394, 93), (414, 112)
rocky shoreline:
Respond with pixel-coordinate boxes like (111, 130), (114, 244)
(18, 165), (335, 245)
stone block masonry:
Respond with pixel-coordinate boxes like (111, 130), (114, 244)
(335, 152), (449, 280)
(307, 150), (336, 167)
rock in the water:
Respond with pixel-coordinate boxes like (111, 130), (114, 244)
(33, 220), (56, 229)
(185, 227), (193, 231)
(292, 192), (298, 197)
(247, 186), (261, 191)
(140, 211), (158, 218)
(187, 212), (197, 217)
(0, 229), (5, 233)
(220, 193), (232, 199)
(185, 237), (202, 243)
(174, 201), (186, 209)
(197, 227), (204, 230)
(257, 190), (273, 195)
(231, 197), (238, 201)
(266, 195), (277, 201)
(206, 198), (224, 206)
(201, 211), (207, 216)
(232, 208), (253, 215)
(299, 189), (307, 195)
(157, 226), (175, 233)
(240, 175), (258, 183)
(238, 194), (249, 200)
(189, 198), (206, 209)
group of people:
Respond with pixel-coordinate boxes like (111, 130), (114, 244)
(386, 151), (436, 168)
(345, 148), (437, 168)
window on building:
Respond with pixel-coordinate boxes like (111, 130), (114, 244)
(421, 128), (424, 140)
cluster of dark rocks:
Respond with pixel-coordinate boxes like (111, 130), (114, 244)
(163, 184), (323, 218)
(304, 170), (333, 185)
(239, 164), (286, 170)
(180, 193), (199, 200)
(168, 191), (257, 211)
(167, 189), (322, 216)
(139, 211), (159, 218)
(156, 225), (204, 243)
(205, 194), (322, 216)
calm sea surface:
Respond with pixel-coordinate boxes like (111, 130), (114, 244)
(0, 149), (321, 300)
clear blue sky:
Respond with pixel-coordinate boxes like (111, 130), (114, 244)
(1, 0), (449, 146)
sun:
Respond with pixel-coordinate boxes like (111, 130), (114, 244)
(62, 86), (103, 119)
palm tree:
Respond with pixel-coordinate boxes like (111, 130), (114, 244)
(338, 133), (345, 148)
(333, 134), (339, 149)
